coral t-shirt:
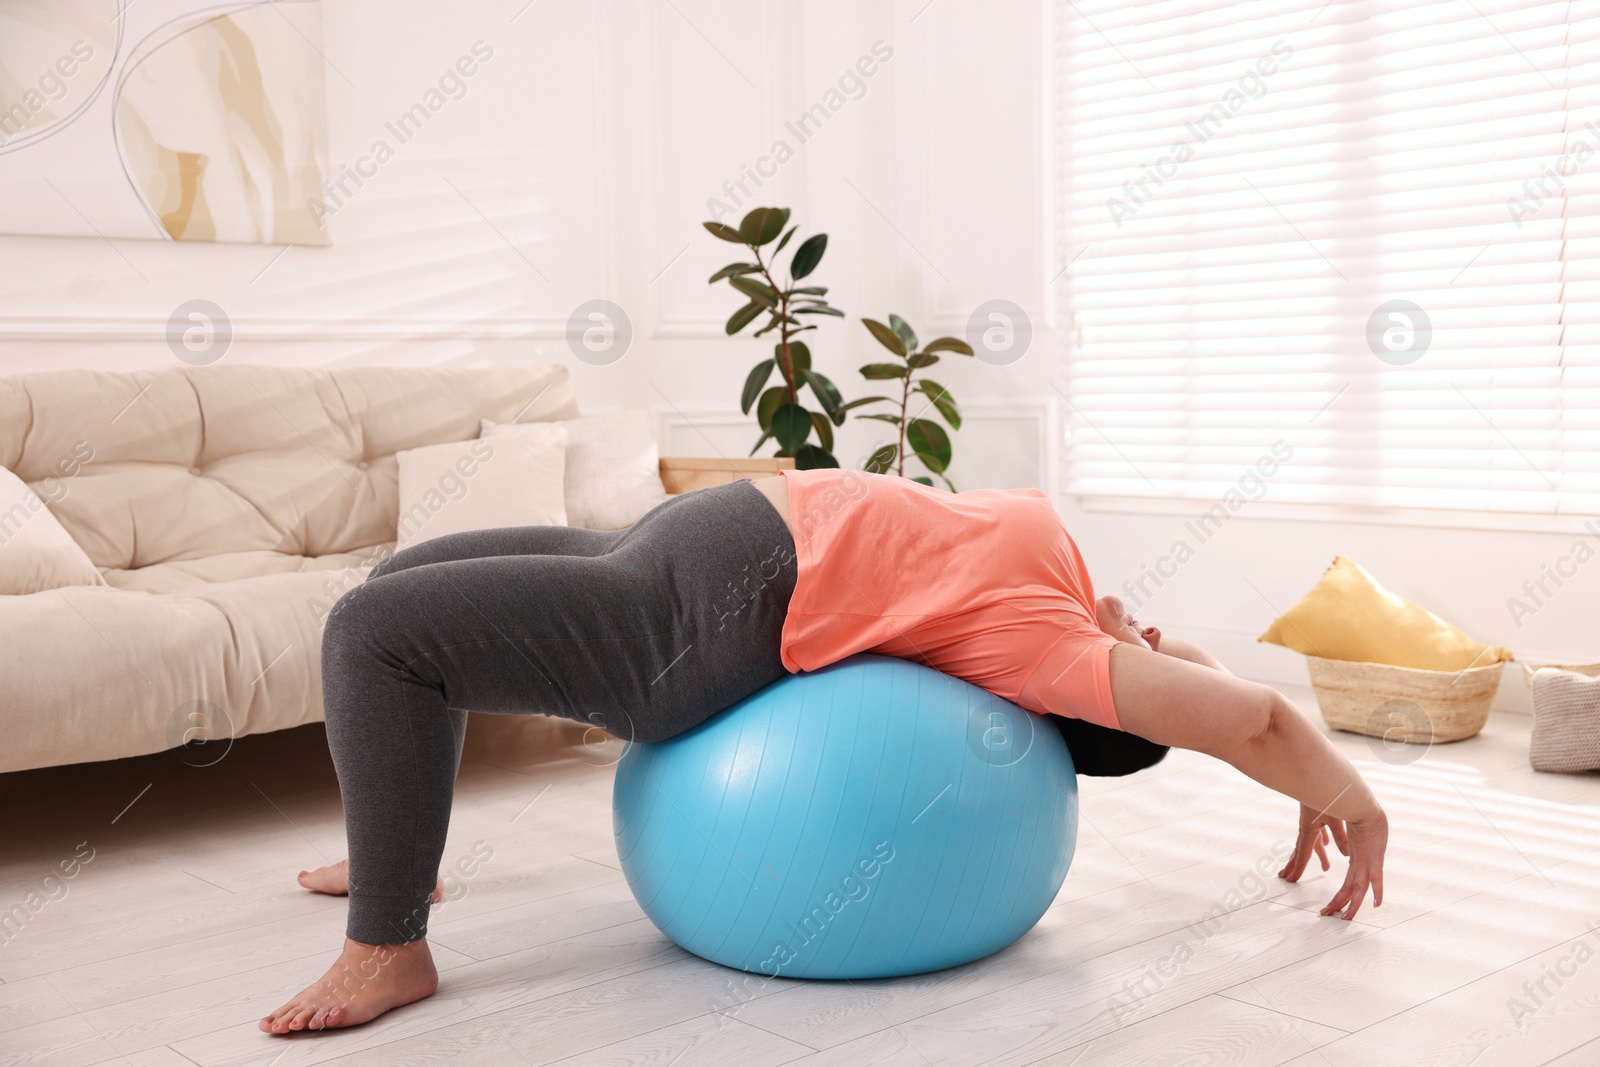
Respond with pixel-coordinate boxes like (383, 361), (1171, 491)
(778, 468), (1122, 730)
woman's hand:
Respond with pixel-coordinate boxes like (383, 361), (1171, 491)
(1106, 645), (1388, 921)
(1278, 803), (1387, 920)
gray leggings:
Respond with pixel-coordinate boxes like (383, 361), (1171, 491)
(321, 479), (796, 944)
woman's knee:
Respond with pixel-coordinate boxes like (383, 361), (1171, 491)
(366, 540), (438, 582)
(323, 573), (411, 662)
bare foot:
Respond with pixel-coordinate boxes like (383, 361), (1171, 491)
(298, 859), (444, 904)
(259, 937), (438, 1033)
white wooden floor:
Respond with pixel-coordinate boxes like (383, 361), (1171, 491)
(2, 686), (1598, 1067)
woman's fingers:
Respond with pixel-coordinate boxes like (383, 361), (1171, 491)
(1318, 887), (1346, 916)
(1320, 875), (1357, 917)
(1340, 874), (1370, 920)
(1320, 864), (1381, 920)
(1281, 830), (1315, 881)
(1301, 808), (1384, 920)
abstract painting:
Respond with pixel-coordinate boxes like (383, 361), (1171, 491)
(0, 0), (330, 245)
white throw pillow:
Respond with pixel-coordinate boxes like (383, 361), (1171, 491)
(394, 428), (567, 549)
(0, 466), (106, 595)
(482, 409), (669, 530)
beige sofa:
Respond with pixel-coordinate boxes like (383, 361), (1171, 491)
(0, 364), (785, 775)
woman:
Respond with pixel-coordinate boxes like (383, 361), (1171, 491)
(261, 468), (1388, 1033)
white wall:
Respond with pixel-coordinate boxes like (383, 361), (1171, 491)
(0, 0), (1057, 492)
(1, 0), (1590, 706)
(1065, 500), (1597, 712)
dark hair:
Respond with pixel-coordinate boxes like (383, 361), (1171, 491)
(1052, 716), (1169, 777)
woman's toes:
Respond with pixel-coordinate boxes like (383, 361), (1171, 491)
(310, 1006), (332, 1030)
(297, 859), (351, 896)
(326, 1004), (346, 1027)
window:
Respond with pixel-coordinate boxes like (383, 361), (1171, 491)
(1053, 0), (1599, 517)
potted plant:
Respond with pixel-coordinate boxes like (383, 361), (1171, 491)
(851, 314), (974, 489)
(704, 206), (848, 469)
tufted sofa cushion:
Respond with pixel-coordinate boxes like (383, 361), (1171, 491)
(0, 364), (579, 773)
(0, 364), (578, 569)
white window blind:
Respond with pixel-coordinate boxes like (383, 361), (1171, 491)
(1054, 0), (1600, 517)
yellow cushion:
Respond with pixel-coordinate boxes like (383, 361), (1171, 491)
(1258, 555), (1514, 671)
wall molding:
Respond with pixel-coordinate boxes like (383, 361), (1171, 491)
(653, 394), (1058, 488)
(0, 315), (569, 342)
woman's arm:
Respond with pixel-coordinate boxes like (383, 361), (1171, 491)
(1106, 642), (1388, 920)
(1152, 634), (1230, 673)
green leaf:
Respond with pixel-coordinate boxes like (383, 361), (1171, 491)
(789, 286), (828, 296)
(917, 379), (961, 428)
(749, 427), (774, 456)
(922, 337), (975, 356)
(790, 233), (827, 279)
(774, 226), (797, 254)
(802, 369), (844, 424)
(741, 360), (775, 415)
(864, 444), (897, 474)
(776, 340), (811, 376)
(906, 352), (940, 369)
(794, 444), (839, 470)
(753, 314), (783, 338)
(860, 362), (907, 380)
(862, 318), (908, 357)
(794, 306), (844, 316)
(729, 275), (778, 308)
(704, 221), (746, 243)
(907, 418), (952, 473)
(839, 395), (894, 412)
(912, 476), (934, 487)
(726, 301), (764, 335)
(860, 413), (903, 425)
(809, 410), (834, 452)
(757, 385), (788, 430)
(889, 314), (918, 352)
(739, 207), (789, 246)
(771, 403), (812, 451)
(708, 262), (759, 283)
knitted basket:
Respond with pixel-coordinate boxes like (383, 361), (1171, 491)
(1520, 661), (1600, 686)
(1304, 655), (1504, 743)
(1523, 666), (1600, 773)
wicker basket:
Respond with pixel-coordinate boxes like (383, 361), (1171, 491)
(1304, 655), (1506, 743)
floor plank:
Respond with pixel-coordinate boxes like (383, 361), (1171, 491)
(1028, 993), (1346, 1066)
(168, 920), (684, 1067)
(772, 901), (1373, 1067)
(1220, 859), (1600, 1032)
(1, 695), (1595, 1067)
(532, 1011), (813, 1067)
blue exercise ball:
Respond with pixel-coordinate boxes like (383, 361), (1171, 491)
(612, 654), (1078, 979)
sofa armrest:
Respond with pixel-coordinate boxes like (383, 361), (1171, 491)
(658, 456), (795, 495)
